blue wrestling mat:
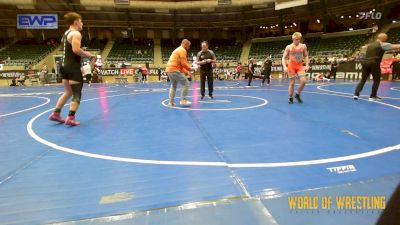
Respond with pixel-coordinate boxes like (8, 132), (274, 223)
(0, 80), (399, 225)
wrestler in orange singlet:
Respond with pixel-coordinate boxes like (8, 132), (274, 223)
(282, 32), (310, 104)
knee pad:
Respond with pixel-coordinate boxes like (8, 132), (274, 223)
(70, 83), (83, 104)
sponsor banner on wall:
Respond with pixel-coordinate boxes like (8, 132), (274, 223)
(99, 68), (161, 76)
(98, 68), (120, 76)
(96, 61), (391, 79)
(119, 68), (135, 75)
(269, 62), (363, 79)
(0, 70), (37, 79)
(17, 14), (58, 29)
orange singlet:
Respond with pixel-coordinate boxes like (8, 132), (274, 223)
(287, 44), (306, 77)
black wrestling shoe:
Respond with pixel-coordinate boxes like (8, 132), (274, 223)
(288, 97), (294, 104)
(209, 95), (214, 99)
(295, 93), (303, 103)
(201, 95), (205, 100)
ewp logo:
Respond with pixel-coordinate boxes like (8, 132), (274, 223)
(17, 14), (58, 29)
(358, 12), (382, 20)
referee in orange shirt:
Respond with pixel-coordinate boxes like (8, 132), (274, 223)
(165, 39), (193, 106)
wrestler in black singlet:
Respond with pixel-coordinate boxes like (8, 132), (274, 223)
(60, 30), (82, 82)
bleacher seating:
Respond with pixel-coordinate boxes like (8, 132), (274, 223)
(305, 34), (368, 59)
(107, 38), (153, 64)
(84, 38), (108, 51)
(161, 39), (200, 63)
(211, 39), (242, 62)
(249, 40), (291, 61)
(0, 38), (12, 49)
(387, 26), (400, 43)
(161, 39), (174, 63)
(0, 39), (57, 66)
(249, 33), (368, 62)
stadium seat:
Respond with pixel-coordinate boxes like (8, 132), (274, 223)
(107, 38), (154, 65)
(0, 39), (57, 66)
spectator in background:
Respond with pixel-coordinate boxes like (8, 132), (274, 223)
(157, 67), (162, 81)
(329, 59), (338, 79)
(81, 61), (92, 86)
(235, 63), (242, 80)
(162, 71), (169, 82)
(261, 55), (273, 86)
(247, 58), (256, 86)
(136, 66), (143, 83)
(354, 52), (362, 61)
(55, 61), (61, 75)
(372, 24), (379, 33)
(391, 59), (400, 80)
(94, 55), (103, 70)
(9, 78), (17, 87)
(42, 64), (48, 75)
(16, 74), (26, 86)
(244, 63), (249, 79)
(225, 70), (233, 80)
(141, 65), (148, 82)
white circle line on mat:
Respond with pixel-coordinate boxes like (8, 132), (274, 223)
(0, 96), (50, 118)
(27, 87), (400, 167)
(317, 84), (400, 100)
(161, 94), (268, 111)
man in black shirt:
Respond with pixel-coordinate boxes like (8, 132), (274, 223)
(247, 58), (256, 86)
(329, 59), (338, 79)
(261, 55), (272, 86)
(196, 41), (216, 99)
(354, 33), (400, 101)
(157, 67), (162, 81)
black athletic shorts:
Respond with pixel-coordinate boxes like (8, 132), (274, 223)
(60, 65), (83, 82)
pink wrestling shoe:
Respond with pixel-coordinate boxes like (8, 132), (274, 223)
(65, 116), (80, 126)
(49, 112), (65, 123)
